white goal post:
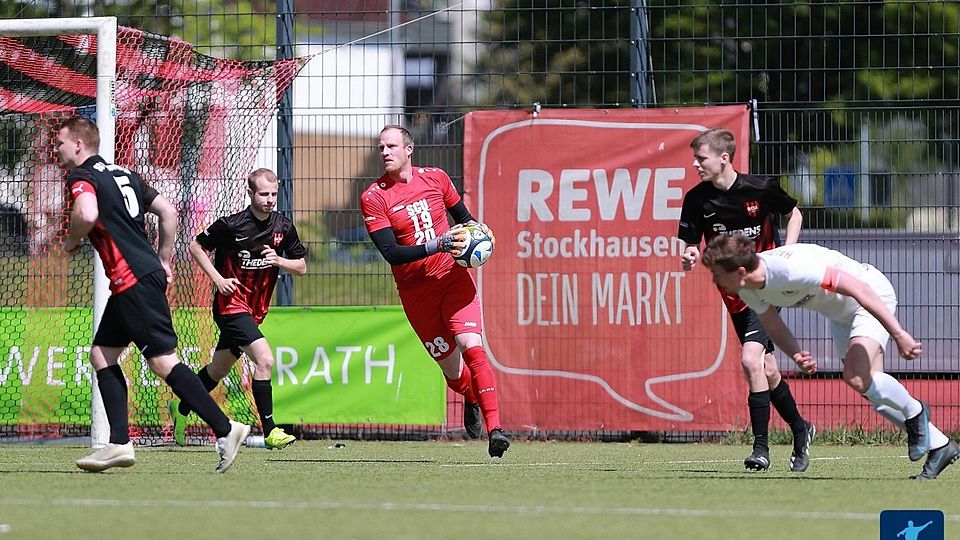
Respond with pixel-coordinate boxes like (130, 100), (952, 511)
(0, 17), (118, 448)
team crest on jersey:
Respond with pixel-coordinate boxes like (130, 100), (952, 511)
(744, 200), (760, 217)
(273, 232), (284, 246)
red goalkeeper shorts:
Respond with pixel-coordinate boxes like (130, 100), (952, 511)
(398, 267), (484, 362)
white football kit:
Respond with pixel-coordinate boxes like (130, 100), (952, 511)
(738, 243), (897, 358)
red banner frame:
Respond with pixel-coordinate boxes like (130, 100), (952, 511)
(463, 106), (751, 431)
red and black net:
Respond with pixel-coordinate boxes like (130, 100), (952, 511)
(0, 27), (308, 444)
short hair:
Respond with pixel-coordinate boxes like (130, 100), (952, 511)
(690, 128), (736, 159)
(380, 124), (415, 148)
(60, 117), (100, 151)
(247, 168), (278, 191)
(701, 234), (760, 272)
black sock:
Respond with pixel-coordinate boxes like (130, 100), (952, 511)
(770, 379), (806, 435)
(178, 366), (219, 416)
(97, 365), (130, 444)
(166, 363), (231, 438)
(748, 391), (771, 452)
(252, 379), (276, 434)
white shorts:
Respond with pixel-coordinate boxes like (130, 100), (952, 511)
(830, 264), (898, 359)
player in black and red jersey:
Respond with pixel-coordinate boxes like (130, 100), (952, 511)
(58, 117), (249, 474)
(678, 128), (813, 472)
(170, 168), (306, 450)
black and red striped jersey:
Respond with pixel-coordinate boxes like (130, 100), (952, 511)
(677, 172), (798, 313)
(195, 207), (307, 324)
(66, 155), (162, 294)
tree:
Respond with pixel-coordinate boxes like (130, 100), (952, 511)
(3, 0), (279, 60)
(473, 1), (634, 108)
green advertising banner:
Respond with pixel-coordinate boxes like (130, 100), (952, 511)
(261, 306), (445, 425)
(0, 306), (443, 427)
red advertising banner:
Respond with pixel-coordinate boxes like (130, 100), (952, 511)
(463, 106), (751, 431)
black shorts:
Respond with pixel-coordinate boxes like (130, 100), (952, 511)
(213, 312), (264, 358)
(729, 308), (775, 354)
(93, 270), (178, 357)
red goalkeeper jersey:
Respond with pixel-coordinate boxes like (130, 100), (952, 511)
(360, 166), (461, 289)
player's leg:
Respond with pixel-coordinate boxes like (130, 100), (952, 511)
(454, 329), (510, 458)
(170, 347), (236, 446)
(176, 348), (237, 414)
(132, 271), (247, 472)
(76, 296), (138, 472)
(436, 352), (482, 439)
(764, 354), (814, 471)
(746, 307), (812, 471)
(444, 269), (509, 458)
(75, 342), (138, 472)
(399, 282), (482, 439)
(241, 337), (295, 449)
(731, 310), (772, 470)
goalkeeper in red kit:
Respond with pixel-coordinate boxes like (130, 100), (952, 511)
(360, 125), (510, 458)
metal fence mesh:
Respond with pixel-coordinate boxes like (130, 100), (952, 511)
(1, 0), (958, 440)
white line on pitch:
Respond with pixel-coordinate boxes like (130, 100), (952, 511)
(639, 454), (906, 465)
(1, 498), (955, 522)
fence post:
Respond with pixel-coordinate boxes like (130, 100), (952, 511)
(630, 0), (650, 107)
(276, 0), (295, 305)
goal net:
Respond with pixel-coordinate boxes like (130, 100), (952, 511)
(0, 23), (308, 445)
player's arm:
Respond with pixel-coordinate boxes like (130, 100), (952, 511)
(264, 224), (308, 276)
(188, 239), (241, 296)
(261, 247), (306, 276)
(755, 306), (817, 374)
(447, 199), (496, 247)
(144, 190), (178, 275)
(680, 243), (700, 271)
(65, 191), (98, 254)
(782, 207), (803, 245)
(368, 227), (466, 265)
(831, 269), (922, 360)
(677, 195), (702, 271)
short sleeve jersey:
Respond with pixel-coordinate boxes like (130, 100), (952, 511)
(738, 243), (873, 324)
(195, 208), (307, 324)
(66, 155), (161, 294)
(360, 167), (462, 288)
(678, 172), (798, 313)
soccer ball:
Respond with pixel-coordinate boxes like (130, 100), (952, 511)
(453, 225), (494, 268)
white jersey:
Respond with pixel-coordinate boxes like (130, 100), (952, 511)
(738, 243), (887, 324)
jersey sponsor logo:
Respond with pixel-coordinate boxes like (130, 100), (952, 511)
(364, 215), (376, 222)
(273, 232), (284, 246)
(235, 236), (249, 241)
(391, 204), (406, 213)
(712, 223), (762, 238)
(744, 200), (760, 218)
(792, 294), (816, 307)
(463, 321), (478, 327)
(71, 184), (87, 195)
(703, 212), (717, 218)
(238, 249), (272, 269)
(744, 330), (759, 337)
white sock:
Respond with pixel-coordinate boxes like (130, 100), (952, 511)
(873, 403), (950, 450)
(862, 372), (922, 418)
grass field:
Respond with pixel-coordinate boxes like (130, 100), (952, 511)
(1, 440), (957, 539)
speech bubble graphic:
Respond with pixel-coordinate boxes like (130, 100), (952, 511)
(463, 107), (750, 431)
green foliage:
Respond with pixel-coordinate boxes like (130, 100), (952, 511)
(475, 0), (634, 107)
(4, 1), (283, 61)
(0, 1), (48, 18)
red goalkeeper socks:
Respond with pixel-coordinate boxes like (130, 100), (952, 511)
(462, 346), (501, 432)
(444, 363), (477, 403)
